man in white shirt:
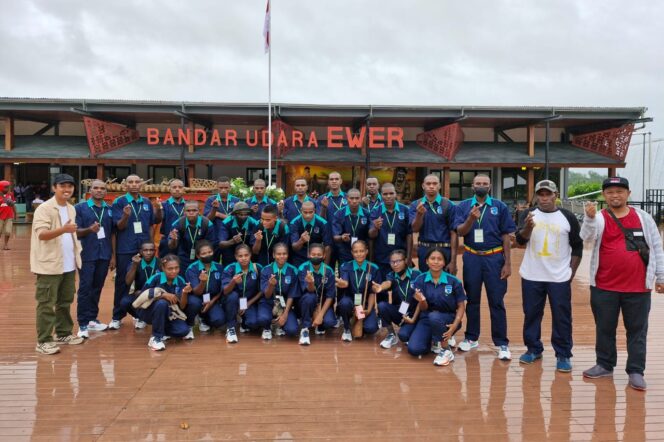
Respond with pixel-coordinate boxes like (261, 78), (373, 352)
(515, 180), (582, 372)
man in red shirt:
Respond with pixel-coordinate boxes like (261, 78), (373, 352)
(580, 177), (664, 391)
(0, 180), (15, 250)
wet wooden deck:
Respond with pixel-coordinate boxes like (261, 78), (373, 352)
(1, 225), (663, 441)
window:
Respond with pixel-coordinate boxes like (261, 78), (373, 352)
(149, 166), (177, 184)
(104, 166), (131, 182)
(246, 168), (277, 185)
(443, 169), (491, 202)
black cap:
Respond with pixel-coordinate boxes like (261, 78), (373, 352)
(602, 176), (629, 191)
(53, 174), (76, 186)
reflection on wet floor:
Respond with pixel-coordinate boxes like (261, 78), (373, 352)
(0, 226), (662, 440)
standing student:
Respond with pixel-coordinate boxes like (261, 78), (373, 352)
(138, 254), (193, 351)
(332, 188), (370, 264)
(409, 248), (466, 366)
(167, 201), (215, 273)
(290, 201), (333, 267)
(454, 174), (516, 360)
(516, 180), (582, 372)
(222, 245), (268, 340)
(31, 174), (85, 354)
(580, 177), (664, 391)
(121, 241), (159, 329)
(373, 249), (422, 349)
(362, 176), (382, 213)
(246, 179), (277, 220)
(282, 178), (315, 222)
(156, 179), (187, 257)
(74, 180), (115, 338)
(409, 174), (457, 273)
(336, 240), (382, 342)
(317, 172), (347, 268)
(252, 204), (289, 266)
(300, 243), (338, 336)
(110, 174), (156, 330)
(184, 241), (226, 333)
(0, 180), (15, 250)
(204, 176), (240, 261)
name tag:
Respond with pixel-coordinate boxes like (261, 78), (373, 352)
(239, 297), (248, 310)
(354, 293), (363, 306)
(387, 233), (396, 245)
(202, 293), (211, 303)
(474, 228), (484, 243)
(277, 295), (286, 307)
(133, 222), (143, 234)
(97, 226), (106, 239)
(634, 231), (644, 237)
(351, 236), (358, 245)
(399, 301), (410, 315)
(354, 305), (365, 319)
(189, 249), (196, 260)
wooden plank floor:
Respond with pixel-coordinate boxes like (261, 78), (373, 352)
(1, 225), (663, 441)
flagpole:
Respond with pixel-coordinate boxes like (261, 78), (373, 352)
(267, 0), (272, 187)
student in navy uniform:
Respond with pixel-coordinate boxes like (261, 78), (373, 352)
(362, 176), (382, 213)
(74, 180), (115, 338)
(317, 171), (347, 267)
(167, 201), (215, 273)
(110, 174), (156, 330)
(409, 248), (467, 366)
(251, 204), (289, 266)
(121, 241), (159, 330)
(218, 201), (259, 266)
(139, 254), (193, 351)
(204, 176), (240, 260)
(373, 249), (422, 349)
(453, 174), (516, 360)
(246, 179), (277, 220)
(184, 241), (226, 333)
(336, 240), (383, 342)
(290, 201), (333, 267)
(369, 183), (413, 280)
(156, 179), (186, 257)
(332, 188), (370, 264)
(222, 244), (268, 340)
(282, 177), (316, 223)
(409, 174), (458, 274)
(300, 243), (338, 337)
(260, 243), (302, 342)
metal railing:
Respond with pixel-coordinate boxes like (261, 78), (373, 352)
(561, 200), (664, 225)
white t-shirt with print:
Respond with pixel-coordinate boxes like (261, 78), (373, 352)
(519, 208), (573, 283)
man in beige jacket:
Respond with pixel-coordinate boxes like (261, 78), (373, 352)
(31, 174), (85, 354)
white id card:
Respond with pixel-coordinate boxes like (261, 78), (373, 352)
(239, 297), (248, 310)
(351, 236), (358, 245)
(202, 293), (211, 303)
(189, 249), (196, 260)
(387, 233), (396, 245)
(277, 295), (286, 307)
(133, 222), (143, 234)
(97, 226), (106, 239)
(399, 302), (410, 315)
(354, 293), (363, 306)
(474, 228), (484, 243)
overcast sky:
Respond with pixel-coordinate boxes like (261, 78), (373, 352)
(1, 0), (662, 141)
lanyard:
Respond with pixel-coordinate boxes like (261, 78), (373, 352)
(426, 199), (438, 215)
(186, 223), (200, 246)
(476, 204), (488, 227)
(171, 201), (184, 218)
(348, 213), (361, 236)
(384, 210), (397, 232)
(91, 204), (105, 224)
(216, 195), (231, 213)
(353, 266), (367, 292)
(294, 196), (308, 216)
(129, 200), (142, 220)
(276, 268), (283, 295)
(329, 194), (344, 211)
(397, 277), (410, 301)
(311, 265), (324, 298)
(204, 266), (211, 293)
(241, 271), (248, 297)
(368, 198), (380, 212)
(143, 263), (154, 282)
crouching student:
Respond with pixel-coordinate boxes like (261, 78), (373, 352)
(185, 241), (226, 333)
(409, 247), (466, 366)
(299, 243), (338, 339)
(336, 240), (383, 342)
(134, 254), (192, 351)
(373, 249), (422, 349)
(222, 244), (268, 341)
(121, 241), (160, 331)
(260, 243), (301, 342)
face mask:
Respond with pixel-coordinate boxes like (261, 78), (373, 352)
(474, 187), (489, 198)
(310, 257), (324, 266)
(200, 256), (213, 264)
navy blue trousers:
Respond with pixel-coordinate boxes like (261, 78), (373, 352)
(77, 259), (110, 325)
(522, 279), (573, 358)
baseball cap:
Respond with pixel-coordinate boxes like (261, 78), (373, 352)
(231, 201), (251, 214)
(535, 180), (557, 193)
(53, 174), (76, 185)
(602, 176), (629, 190)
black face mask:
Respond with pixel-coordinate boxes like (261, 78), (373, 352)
(310, 257), (324, 266)
(474, 187), (489, 198)
(200, 256), (214, 264)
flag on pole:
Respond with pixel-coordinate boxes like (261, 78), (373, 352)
(263, 0), (270, 53)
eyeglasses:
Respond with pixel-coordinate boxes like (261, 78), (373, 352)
(390, 259), (404, 265)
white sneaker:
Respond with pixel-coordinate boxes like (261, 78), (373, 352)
(198, 321), (211, 333)
(434, 349), (455, 366)
(498, 345), (512, 361)
(148, 336), (165, 351)
(183, 329), (195, 340)
(275, 327), (286, 337)
(108, 320), (121, 330)
(87, 320), (108, 331)
(334, 318), (342, 329)
(448, 336), (457, 348)
(380, 333), (398, 349)
(77, 327), (89, 339)
(299, 329), (311, 345)
(226, 327), (238, 343)
(162, 335), (171, 341)
(341, 329), (352, 342)
(431, 342), (442, 354)
(134, 319), (147, 330)
(458, 339), (479, 352)
(36, 341), (60, 355)
(239, 325), (250, 333)
(262, 329), (273, 340)
(315, 327), (326, 335)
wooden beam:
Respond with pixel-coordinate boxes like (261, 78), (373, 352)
(276, 164), (283, 189)
(527, 125), (535, 157)
(3, 164), (13, 182)
(187, 164), (196, 186)
(442, 167), (451, 198)
(96, 163), (104, 180)
(527, 168), (535, 204)
(188, 121), (195, 154)
(4, 117), (14, 151)
(357, 166), (367, 195)
(608, 167), (617, 177)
